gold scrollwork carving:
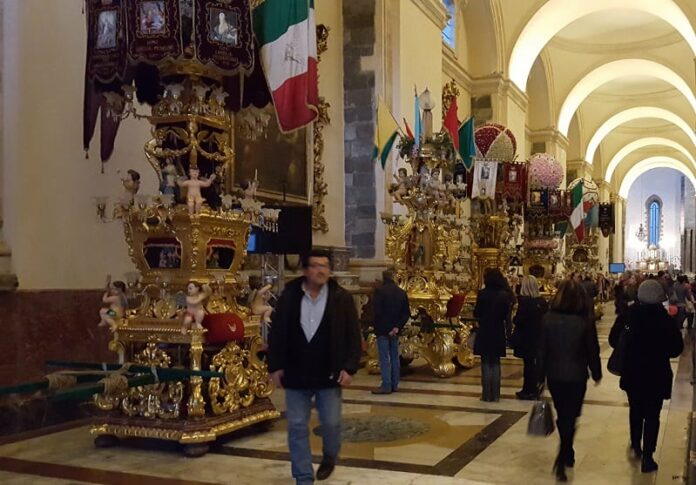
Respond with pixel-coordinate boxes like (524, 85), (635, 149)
(208, 337), (273, 415)
(312, 24), (331, 234)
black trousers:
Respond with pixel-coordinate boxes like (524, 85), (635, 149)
(627, 391), (663, 454)
(522, 356), (537, 394)
(548, 380), (587, 461)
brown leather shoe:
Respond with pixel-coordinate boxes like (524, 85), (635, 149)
(371, 388), (392, 394)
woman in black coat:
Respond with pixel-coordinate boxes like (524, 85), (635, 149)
(512, 275), (548, 399)
(474, 268), (512, 402)
(538, 279), (602, 482)
(609, 279), (683, 473)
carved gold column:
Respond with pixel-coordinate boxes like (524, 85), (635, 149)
(187, 329), (206, 418)
(312, 25), (330, 233)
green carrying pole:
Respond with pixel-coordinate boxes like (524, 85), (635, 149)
(50, 374), (157, 402)
(0, 374), (104, 397)
(45, 361), (224, 379)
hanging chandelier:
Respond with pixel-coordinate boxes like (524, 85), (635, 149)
(635, 222), (647, 242)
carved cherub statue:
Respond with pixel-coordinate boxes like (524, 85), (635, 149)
(177, 167), (216, 215)
(163, 83), (184, 114)
(181, 281), (212, 334)
(249, 276), (274, 324)
(210, 86), (229, 116)
(117, 169), (141, 202)
(98, 275), (127, 331)
(388, 168), (410, 203)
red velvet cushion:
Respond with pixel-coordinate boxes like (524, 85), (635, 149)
(203, 313), (245, 343)
(445, 293), (467, 318)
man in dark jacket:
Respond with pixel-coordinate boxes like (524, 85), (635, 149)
(268, 249), (362, 484)
(371, 270), (410, 394)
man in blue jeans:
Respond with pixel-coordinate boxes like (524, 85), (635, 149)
(372, 270), (411, 394)
(268, 249), (361, 484)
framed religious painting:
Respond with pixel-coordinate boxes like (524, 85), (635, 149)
(233, 105), (312, 204)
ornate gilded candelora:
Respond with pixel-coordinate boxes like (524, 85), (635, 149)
(374, 88), (476, 378)
(81, 1), (295, 455)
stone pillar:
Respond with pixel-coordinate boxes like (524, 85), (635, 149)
(613, 196), (626, 264)
(343, 0), (377, 258)
(596, 182), (611, 271)
(0, 2), (16, 291)
(469, 75), (528, 157)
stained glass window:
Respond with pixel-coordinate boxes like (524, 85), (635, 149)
(648, 200), (660, 246)
(442, 0), (456, 48)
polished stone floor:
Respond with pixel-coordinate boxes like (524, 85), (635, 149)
(0, 304), (691, 484)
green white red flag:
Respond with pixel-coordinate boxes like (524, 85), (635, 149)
(570, 182), (585, 242)
(253, 0), (318, 132)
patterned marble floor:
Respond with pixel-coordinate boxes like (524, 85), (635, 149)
(0, 303), (691, 484)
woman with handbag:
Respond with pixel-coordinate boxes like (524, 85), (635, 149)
(512, 275), (548, 400)
(609, 279), (683, 473)
(538, 279), (602, 482)
(474, 268), (512, 402)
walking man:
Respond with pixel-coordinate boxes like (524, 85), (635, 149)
(268, 249), (362, 485)
(372, 270), (411, 394)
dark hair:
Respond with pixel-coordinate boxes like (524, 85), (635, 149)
(127, 169), (141, 182)
(549, 279), (589, 315)
(483, 268), (506, 290)
(382, 269), (395, 281)
(112, 280), (126, 293)
(657, 270), (665, 278)
(301, 248), (332, 269)
(678, 275), (687, 284)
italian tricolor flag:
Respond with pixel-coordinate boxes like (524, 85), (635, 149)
(570, 182), (585, 242)
(253, 0), (318, 133)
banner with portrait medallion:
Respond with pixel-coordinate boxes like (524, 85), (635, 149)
(126, 0), (183, 63)
(86, 0), (128, 83)
(194, 0), (254, 74)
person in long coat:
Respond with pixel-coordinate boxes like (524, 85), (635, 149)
(474, 268), (512, 402)
(512, 275), (548, 399)
(609, 279), (683, 474)
(538, 279), (602, 482)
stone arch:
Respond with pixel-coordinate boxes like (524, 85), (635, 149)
(605, 138), (696, 182)
(508, 0), (696, 90)
(585, 107), (696, 164)
(557, 59), (696, 136)
(462, 0), (503, 76)
(618, 157), (696, 198)
(526, 52), (554, 130)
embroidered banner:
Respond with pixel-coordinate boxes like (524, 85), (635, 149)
(194, 0), (254, 74)
(471, 160), (498, 199)
(497, 163), (527, 201)
(599, 202), (615, 237)
(86, 0), (128, 83)
(126, 0), (183, 62)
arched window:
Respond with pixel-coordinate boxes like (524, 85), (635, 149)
(647, 197), (662, 246)
(442, 0), (456, 48)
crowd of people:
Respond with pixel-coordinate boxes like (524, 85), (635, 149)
(473, 267), (685, 481)
(265, 250), (686, 484)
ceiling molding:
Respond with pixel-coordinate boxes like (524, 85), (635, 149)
(527, 127), (570, 151)
(469, 73), (529, 111)
(587, 88), (685, 103)
(411, 0), (449, 30)
(548, 31), (685, 54)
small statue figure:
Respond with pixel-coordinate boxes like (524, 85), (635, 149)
(249, 277), (274, 325)
(159, 157), (178, 195)
(118, 169), (141, 202)
(210, 86), (229, 116)
(388, 168), (410, 203)
(242, 179), (258, 199)
(182, 281), (212, 334)
(98, 275), (127, 331)
(177, 167), (216, 215)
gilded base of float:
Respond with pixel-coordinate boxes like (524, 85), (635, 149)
(91, 398), (279, 453)
(366, 327), (474, 379)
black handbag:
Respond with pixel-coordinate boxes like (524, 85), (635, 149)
(607, 324), (628, 376)
(527, 399), (555, 436)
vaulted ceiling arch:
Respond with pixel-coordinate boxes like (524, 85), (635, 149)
(508, 0), (696, 91)
(618, 156), (696, 197)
